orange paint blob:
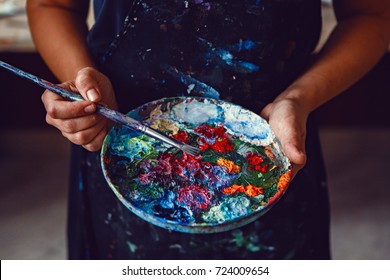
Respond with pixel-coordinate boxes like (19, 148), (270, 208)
(277, 169), (292, 192)
(223, 184), (264, 197)
(216, 158), (241, 174)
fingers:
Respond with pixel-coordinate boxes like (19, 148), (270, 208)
(259, 103), (272, 121)
(260, 101), (307, 178)
(41, 82), (108, 151)
(46, 111), (103, 133)
(62, 119), (108, 151)
(273, 123), (306, 177)
(42, 88), (96, 119)
(75, 67), (103, 102)
(82, 126), (109, 151)
(276, 122), (307, 165)
(283, 140), (307, 178)
(40, 67), (117, 151)
(42, 87), (103, 134)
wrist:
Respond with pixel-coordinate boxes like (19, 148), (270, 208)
(275, 73), (330, 115)
(273, 88), (312, 118)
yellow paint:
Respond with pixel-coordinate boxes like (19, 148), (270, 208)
(150, 119), (179, 135)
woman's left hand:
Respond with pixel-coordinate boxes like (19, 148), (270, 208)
(260, 97), (309, 178)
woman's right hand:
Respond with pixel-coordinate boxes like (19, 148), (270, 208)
(41, 67), (118, 151)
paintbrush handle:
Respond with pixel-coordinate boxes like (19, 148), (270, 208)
(0, 60), (146, 130)
(0, 60), (83, 101)
(0, 60), (188, 150)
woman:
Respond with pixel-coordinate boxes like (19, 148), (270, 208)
(27, 0), (390, 259)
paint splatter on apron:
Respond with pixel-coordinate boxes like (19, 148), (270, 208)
(67, 0), (330, 259)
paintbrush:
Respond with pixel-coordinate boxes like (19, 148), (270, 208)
(0, 60), (201, 156)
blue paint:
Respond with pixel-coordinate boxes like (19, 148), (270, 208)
(161, 64), (220, 99)
(228, 40), (260, 52)
(197, 37), (260, 74)
(101, 97), (292, 233)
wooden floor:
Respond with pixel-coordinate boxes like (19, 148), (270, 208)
(0, 128), (389, 260)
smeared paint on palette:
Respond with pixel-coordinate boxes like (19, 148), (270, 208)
(101, 97), (291, 233)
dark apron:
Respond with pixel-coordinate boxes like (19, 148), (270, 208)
(68, 0), (330, 259)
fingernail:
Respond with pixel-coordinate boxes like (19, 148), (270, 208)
(84, 104), (95, 113)
(87, 89), (99, 102)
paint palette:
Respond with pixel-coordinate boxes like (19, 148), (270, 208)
(101, 97), (292, 233)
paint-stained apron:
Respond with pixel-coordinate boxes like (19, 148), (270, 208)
(67, 0), (331, 259)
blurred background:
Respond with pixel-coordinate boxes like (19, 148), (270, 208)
(0, 0), (389, 259)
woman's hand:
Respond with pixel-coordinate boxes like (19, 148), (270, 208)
(259, 1), (390, 178)
(260, 96), (309, 178)
(41, 67), (118, 151)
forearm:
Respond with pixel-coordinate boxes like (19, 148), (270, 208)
(278, 6), (390, 114)
(27, 0), (94, 82)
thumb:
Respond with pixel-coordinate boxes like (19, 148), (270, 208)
(282, 135), (307, 178)
(284, 141), (306, 166)
(74, 67), (102, 102)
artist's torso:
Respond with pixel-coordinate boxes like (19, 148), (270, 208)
(88, 0), (321, 112)
(68, 0), (331, 260)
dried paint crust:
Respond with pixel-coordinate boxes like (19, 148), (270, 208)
(101, 97), (291, 233)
